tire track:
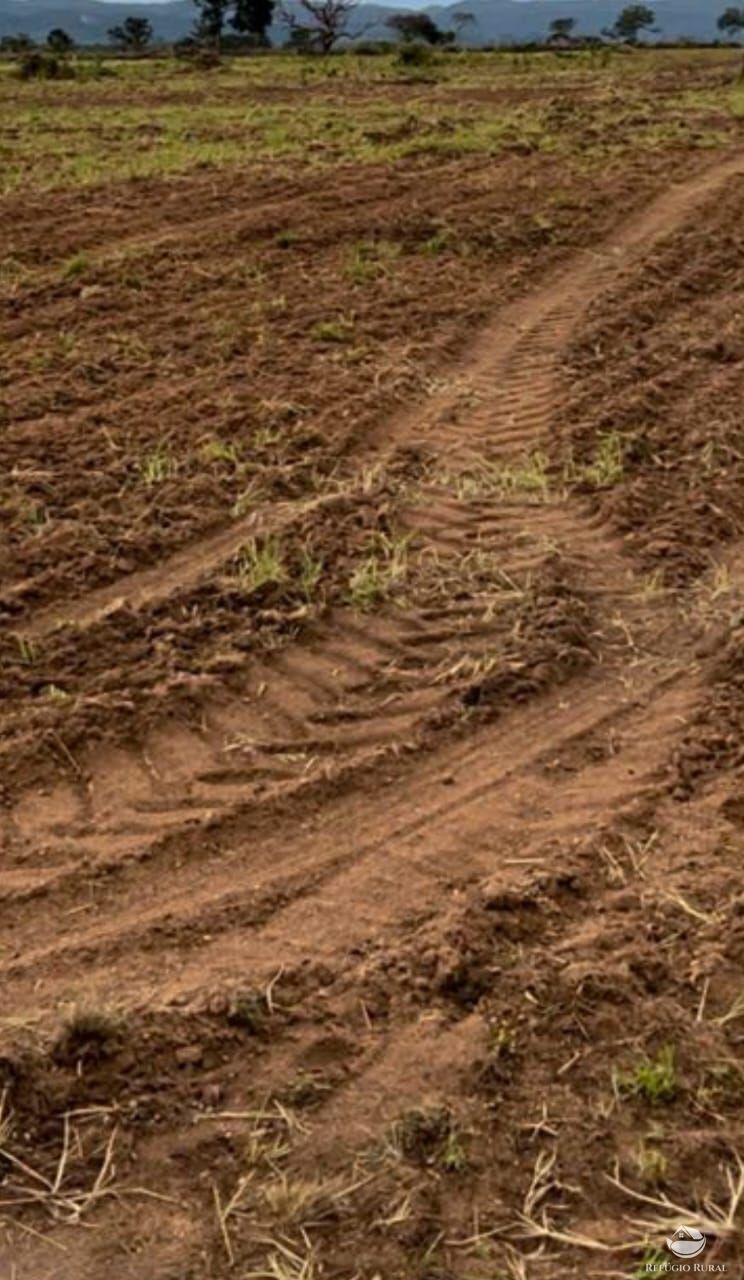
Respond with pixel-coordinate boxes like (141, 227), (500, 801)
(2, 153), (741, 1032)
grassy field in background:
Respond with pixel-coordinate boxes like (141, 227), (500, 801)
(1, 47), (743, 194)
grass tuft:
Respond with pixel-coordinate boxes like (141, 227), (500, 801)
(569, 431), (627, 488)
(235, 537), (287, 592)
(61, 251), (90, 279)
(311, 317), (355, 344)
(617, 1045), (678, 1105)
(53, 1008), (123, 1065)
(346, 533), (409, 610)
(138, 448), (177, 486)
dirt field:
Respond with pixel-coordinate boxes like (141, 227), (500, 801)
(2, 46), (744, 1280)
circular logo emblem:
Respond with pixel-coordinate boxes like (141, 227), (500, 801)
(666, 1226), (707, 1259)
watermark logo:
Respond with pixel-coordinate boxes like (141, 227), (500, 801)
(666, 1227), (707, 1260)
(643, 1226), (726, 1272)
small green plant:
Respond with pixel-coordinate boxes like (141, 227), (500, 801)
(43, 683), (70, 702)
(389, 1106), (467, 1172)
(199, 438), (240, 467)
(497, 451), (551, 499)
(232, 481), (264, 518)
(345, 238), (401, 283)
(138, 449), (177, 485)
(572, 431), (627, 488)
(16, 636), (38, 665)
(226, 991), (266, 1034)
(444, 452), (550, 502)
(311, 317), (355, 343)
(394, 1105), (454, 1164)
(421, 225), (454, 256)
(346, 533), (409, 610)
(632, 1245), (667, 1278)
(439, 1127), (468, 1173)
(298, 550), (323, 601)
(253, 424), (283, 448)
(235, 537), (286, 593)
(617, 1045), (678, 1105)
(488, 1020), (517, 1059)
(62, 251), (90, 280)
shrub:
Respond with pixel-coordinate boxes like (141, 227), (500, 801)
(17, 49), (74, 79)
(353, 39), (393, 55)
(396, 41), (435, 66)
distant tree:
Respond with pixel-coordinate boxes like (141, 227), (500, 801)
(230, 0), (276, 43)
(0, 32), (35, 52)
(107, 15), (154, 49)
(47, 27), (74, 52)
(279, 0), (358, 52)
(385, 12), (451, 44)
(193, 0), (232, 46)
(718, 6), (744, 37)
(606, 4), (656, 41)
(549, 16), (576, 37)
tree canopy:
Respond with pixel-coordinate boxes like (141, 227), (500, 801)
(718, 6), (744, 36)
(279, 0), (358, 53)
(549, 16), (577, 38)
(385, 12), (452, 44)
(230, 0), (276, 42)
(107, 15), (154, 49)
(47, 28), (74, 51)
(606, 4), (656, 41)
(192, 0), (231, 45)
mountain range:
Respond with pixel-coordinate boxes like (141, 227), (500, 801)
(0, 0), (734, 47)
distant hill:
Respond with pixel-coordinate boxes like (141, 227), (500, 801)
(0, 0), (732, 47)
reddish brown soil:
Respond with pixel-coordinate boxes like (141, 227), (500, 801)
(560, 174), (744, 585)
(2, 106), (744, 1279)
(0, 141), (725, 620)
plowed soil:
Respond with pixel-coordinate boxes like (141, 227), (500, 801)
(2, 51), (744, 1280)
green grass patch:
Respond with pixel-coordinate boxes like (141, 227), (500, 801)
(617, 1045), (679, 1105)
(2, 49), (742, 195)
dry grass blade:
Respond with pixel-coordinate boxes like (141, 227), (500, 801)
(712, 993), (744, 1028)
(265, 965), (285, 1014)
(195, 1100), (310, 1137)
(0, 1211), (68, 1252)
(0, 1125), (117, 1223)
(213, 1182), (235, 1265)
(0, 1119), (169, 1226)
(0, 1089), (13, 1148)
(244, 1228), (325, 1280)
(212, 1169), (256, 1261)
(376, 1190), (413, 1228)
(659, 888), (721, 927)
(507, 1149), (639, 1254)
(606, 1151), (744, 1239)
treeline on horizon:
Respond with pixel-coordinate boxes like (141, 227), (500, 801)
(2, 0), (743, 73)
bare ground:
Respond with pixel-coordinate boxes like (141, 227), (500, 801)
(1, 130), (744, 1279)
